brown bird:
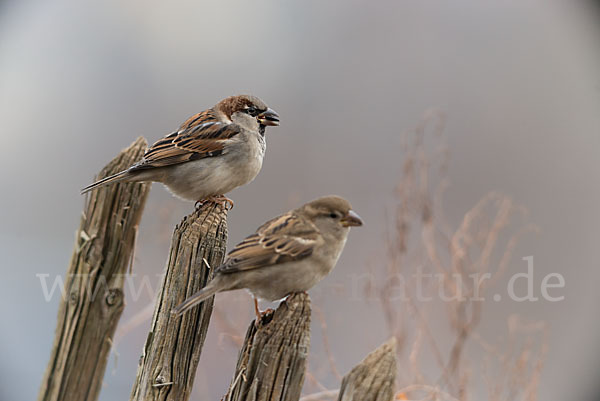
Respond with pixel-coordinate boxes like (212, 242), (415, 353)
(172, 195), (363, 317)
(81, 95), (279, 207)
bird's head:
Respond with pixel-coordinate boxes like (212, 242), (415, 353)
(299, 195), (363, 240)
(216, 95), (280, 133)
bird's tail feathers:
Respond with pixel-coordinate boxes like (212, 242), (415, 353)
(81, 169), (130, 194)
(171, 281), (221, 317)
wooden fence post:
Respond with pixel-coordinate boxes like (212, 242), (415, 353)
(38, 137), (151, 401)
(337, 338), (397, 401)
(130, 203), (228, 401)
(223, 292), (312, 401)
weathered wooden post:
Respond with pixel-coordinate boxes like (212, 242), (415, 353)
(337, 338), (397, 401)
(38, 137), (151, 401)
(298, 338), (397, 401)
(223, 292), (312, 401)
(130, 203), (228, 401)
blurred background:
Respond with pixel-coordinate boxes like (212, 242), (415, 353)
(1, 0), (599, 400)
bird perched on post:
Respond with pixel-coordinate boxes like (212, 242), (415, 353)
(172, 195), (363, 318)
(81, 95), (280, 207)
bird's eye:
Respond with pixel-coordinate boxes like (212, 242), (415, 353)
(245, 106), (259, 116)
(329, 212), (339, 219)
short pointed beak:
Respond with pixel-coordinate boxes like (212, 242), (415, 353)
(258, 108), (280, 126)
(341, 210), (363, 227)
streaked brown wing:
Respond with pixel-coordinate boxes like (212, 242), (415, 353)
(217, 213), (321, 274)
(131, 109), (241, 170)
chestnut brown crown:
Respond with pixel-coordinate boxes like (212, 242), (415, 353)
(216, 95), (280, 126)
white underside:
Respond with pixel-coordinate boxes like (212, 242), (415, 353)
(158, 131), (265, 201)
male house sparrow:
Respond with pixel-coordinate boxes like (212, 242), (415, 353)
(81, 95), (279, 206)
(172, 195), (363, 317)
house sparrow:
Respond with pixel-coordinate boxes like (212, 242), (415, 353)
(81, 95), (279, 206)
(172, 195), (363, 317)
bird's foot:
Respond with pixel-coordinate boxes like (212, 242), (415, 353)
(254, 298), (261, 323)
(195, 195), (234, 211)
(253, 298), (274, 326)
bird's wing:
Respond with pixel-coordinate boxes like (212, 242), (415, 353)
(130, 109), (241, 170)
(217, 213), (322, 274)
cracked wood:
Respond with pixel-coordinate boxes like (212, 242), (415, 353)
(130, 203), (228, 401)
(38, 137), (151, 401)
(223, 292), (311, 401)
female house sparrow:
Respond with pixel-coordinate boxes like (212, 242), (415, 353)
(172, 195), (363, 316)
(81, 95), (279, 206)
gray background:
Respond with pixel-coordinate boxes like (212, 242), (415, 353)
(1, 1), (599, 400)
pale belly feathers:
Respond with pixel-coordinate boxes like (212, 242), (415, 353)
(160, 132), (265, 201)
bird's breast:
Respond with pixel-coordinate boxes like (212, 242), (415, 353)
(230, 131), (266, 181)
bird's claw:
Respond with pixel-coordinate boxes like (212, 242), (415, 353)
(195, 195), (234, 211)
(253, 298), (274, 326)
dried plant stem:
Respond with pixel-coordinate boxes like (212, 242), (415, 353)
(376, 113), (543, 400)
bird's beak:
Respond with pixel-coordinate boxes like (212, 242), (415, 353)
(341, 210), (363, 227)
(258, 108), (280, 126)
